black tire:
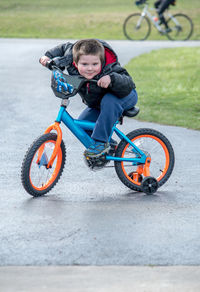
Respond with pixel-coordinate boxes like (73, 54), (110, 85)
(21, 133), (66, 197)
(123, 13), (151, 41)
(114, 128), (175, 192)
(166, 13), (193, 41)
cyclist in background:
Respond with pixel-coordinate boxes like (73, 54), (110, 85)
(154, 0), (176, 32)
(135, 0), (176, 33)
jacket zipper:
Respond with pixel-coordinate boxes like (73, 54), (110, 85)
(86, 82), (90, 94)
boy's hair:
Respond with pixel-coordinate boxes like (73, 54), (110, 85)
(73, 39), (105, 64)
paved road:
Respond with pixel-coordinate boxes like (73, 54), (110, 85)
(0, 39), (200, 266)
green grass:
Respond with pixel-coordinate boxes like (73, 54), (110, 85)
(0, 0), (199, 40)
(125, 47), (200, 130)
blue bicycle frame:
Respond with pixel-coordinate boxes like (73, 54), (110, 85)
(55, 103), (147, 165)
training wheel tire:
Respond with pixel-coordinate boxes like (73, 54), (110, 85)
(141, 176), (158, 195)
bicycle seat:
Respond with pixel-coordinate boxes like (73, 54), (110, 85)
(123, 106), (140, 117)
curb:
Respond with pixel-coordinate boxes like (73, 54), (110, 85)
(0, 266), (200, 291)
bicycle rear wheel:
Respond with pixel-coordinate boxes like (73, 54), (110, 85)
(123, 13), (151, 41)
(166, 13), (193, 41)
(114, 128), (175, 192)
(21, 133), (66, 197)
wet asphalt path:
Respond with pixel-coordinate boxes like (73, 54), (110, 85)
(0, 39), (200, 265)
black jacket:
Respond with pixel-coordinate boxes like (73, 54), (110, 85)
(45, 40), (136, 108)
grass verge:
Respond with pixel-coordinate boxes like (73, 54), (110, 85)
(125, 47), (200, 130)
(0, 0), (199, 40)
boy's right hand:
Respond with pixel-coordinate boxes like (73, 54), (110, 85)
(39, 56), (50, 66)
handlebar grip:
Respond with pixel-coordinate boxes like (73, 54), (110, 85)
(45, 60), (55, 70)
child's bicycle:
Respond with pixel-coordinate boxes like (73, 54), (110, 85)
(123, 0), (193, 41)
(21, 60), (175, 197)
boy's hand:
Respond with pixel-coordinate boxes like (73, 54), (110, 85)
(97, 75), (111, 88)
(39, 56), (50, 66)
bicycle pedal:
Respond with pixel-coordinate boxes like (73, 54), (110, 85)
(83, 153), (109, 170)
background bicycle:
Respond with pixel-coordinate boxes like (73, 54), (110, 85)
(123, 0), (193, 41)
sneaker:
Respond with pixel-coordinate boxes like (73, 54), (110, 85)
(84, 141), (110, 158)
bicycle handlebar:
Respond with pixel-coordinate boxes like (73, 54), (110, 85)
(44, 59), (97, 99)
(45, 59), (54, 70)
(45, 59), (97, 83)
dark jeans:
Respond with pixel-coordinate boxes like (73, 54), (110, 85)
(154, 0), (175, 28)
(78, 89), (138, 143)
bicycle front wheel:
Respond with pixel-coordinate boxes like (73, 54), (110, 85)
(114, 128), (175, 192)
(123, 13), (151, 41)
(21, 133), (66, 197)
(166, 13), (193, 41)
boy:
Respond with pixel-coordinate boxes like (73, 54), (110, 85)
(40, 39), (138, 157)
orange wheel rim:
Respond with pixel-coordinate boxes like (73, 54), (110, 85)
(121, 135), (170, 185)
(29, 140), (63, 191)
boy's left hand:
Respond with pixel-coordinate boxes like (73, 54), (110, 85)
(97, 75), (111, 88)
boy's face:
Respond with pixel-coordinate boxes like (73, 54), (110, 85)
(76, 54), (101, 79)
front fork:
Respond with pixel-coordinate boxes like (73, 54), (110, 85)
(36, 122), (62, 169)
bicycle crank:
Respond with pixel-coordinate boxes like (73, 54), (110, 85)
(84, 154), (109, 171)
